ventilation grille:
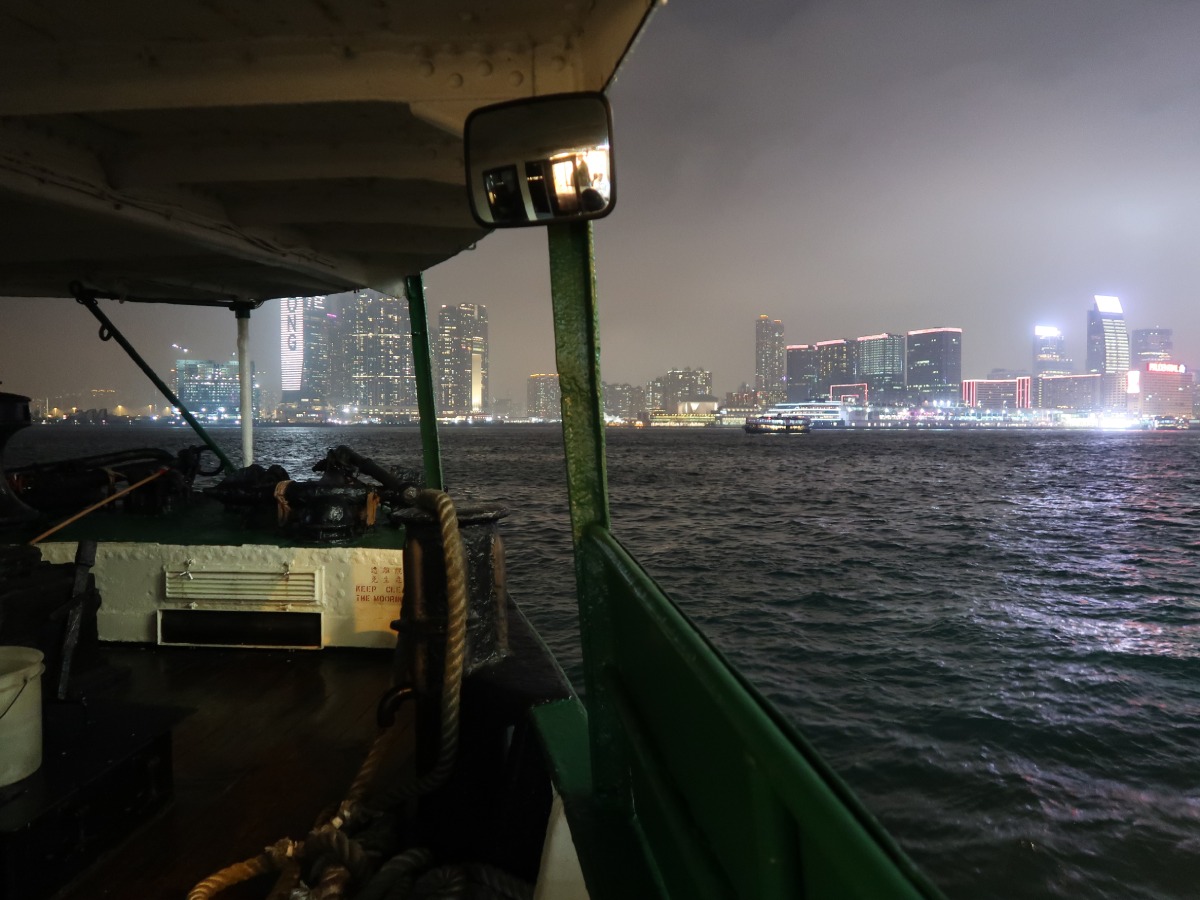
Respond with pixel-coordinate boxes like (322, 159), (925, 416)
(163, 569), (319, 606)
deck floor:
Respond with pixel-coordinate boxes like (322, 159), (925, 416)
(50, 644), (398, 899)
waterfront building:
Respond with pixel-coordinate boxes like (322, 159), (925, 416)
(1128, 361), (1193, 418)
(755, 316), (786, 405)
(905, 327), (962, 403)
(814, 339), (855, 396)
(962, 377), (1032, 410)
(527, 373), (561, 419)
(176, 358), (258, 421)
(437, 304), (489, 416)
(649, 367), (713, 413)
(855, 333), (906, 404)
(334, 290), (416, 418)
(1038, 373), (1101, 411)
(1085, 295), (1130, 411)
(1131, 327), (1173, 364)
(829, 383), (868, 405)
(602, 382), (644, 420)
(785, 345), (819, 402)
(279, 296), (333, 418)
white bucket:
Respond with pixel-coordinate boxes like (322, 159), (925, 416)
(0, 646), (44, 787)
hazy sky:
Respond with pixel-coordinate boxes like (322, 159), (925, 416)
(5, 0), (1200, 407)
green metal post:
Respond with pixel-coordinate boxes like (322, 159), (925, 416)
(546, 221), (630, 810)
(404, 275), (444, 491)
(77, 296), (236, 475)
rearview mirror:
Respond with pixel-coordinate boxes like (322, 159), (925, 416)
(464, 93), (615, 228)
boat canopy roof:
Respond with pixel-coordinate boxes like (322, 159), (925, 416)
(0, 0), (654, 306)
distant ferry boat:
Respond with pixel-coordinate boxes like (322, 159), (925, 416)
(744, 401), (850, 433)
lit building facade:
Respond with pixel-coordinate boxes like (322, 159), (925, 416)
(602, 382), (644, 420)
(1131, 327), (1173, 364)
(815, 339), (855, 396)
(335, 290), (416, 417)
(1085, 295), (1130, 411)
(785, 345), (819, 402)
(176, 359), (258, 421)
(1128, 361), (1193, 418)
(279, 296), (332, 415)
(855, 333), (906, 404)
(905, 327), (962, 403)
(437, 304), (489, 416)
(649, 367), (713, 413)
(1038, 373), (1101, 411)
(962, 377), (1032, 410)
(527, 373), (561, 419)
(755, 316), (786, 405)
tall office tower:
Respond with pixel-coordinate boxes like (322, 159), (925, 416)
(1132, 327), (1173, 364)
(438, 304), (489, 416)
(1032, 326), (1072, 377)
(856, 333), (906, 404)
(905, 327), (963, 403)
(175, 358), (256, 421)
(755, 315), (786, 405)
(1085, 295), (1130, 411)
(279, 296), (332, 414)
(785, 345), (819, 402)
(814, 339), (855, 395)
(335, 290), (416, 415)
(527, 374), (561, 419)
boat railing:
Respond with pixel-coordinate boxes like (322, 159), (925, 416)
(531, 526), (944, 899)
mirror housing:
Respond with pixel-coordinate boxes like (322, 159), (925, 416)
(464, 93), (616, 228)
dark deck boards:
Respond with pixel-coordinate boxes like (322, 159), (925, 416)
(52, 644), (399, 899)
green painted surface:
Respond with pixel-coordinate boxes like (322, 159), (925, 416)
(405, 274), (444, 492)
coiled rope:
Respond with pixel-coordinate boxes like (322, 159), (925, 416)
(186, 487), (470, 900)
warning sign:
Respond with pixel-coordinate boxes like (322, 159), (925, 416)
(353, 562), (402, 603)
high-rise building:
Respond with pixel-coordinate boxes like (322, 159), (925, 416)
(1132, 327), (1173, 364)
(279, 296), (332, 413)
(438, 304), (489, 416)
(602, 382), (645, 420)
(814, 339), (854, 396)
(1128, 361), (1193, 418)
(1085, 295), (1130, 411)
(755, 316), (786, 405)
(785, 345), (819, 402)
(334, 290), (416, 416)
(855, 333), (906, 404)
(1033, 325), (1073, 408)
(1039, 373), (1101, 411)
(527, 373), (561, 419)
(175, 358), (258, 421)
(905, 327), (962, 403)
(649, 367), (713, 413)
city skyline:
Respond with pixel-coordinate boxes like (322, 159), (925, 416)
(5, 2), (1200, 406)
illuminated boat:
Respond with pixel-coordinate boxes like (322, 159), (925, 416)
(0, 3), (943, 899)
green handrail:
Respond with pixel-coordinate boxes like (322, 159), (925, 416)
(405, 275), (444, 491)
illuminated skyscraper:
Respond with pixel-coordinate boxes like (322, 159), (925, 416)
(279, 296), (332, 414)
(527, 374), (561, 419)
(175, 358), (258, 421)
(1032, 325), (1072, 377)
(905, 327), (962, 402)
(755, 315), (786, 405)
(855, 333), (906, 403)
(785, 345), (818, 401)
(1085, 295), (1130, 411)
(1132, 327), (1173, 364)
(438, 304), (489, 416)
(333, 290), (416, 416)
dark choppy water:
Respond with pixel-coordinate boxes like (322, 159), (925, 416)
(8, 424), (1200, 899)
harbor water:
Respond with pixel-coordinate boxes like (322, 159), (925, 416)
(7, 424), (1200, 899)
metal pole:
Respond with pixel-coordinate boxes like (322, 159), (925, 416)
(404, 275), (444, 491)
(76, 296), (236, 475)
(235, 306), (254, 466)
(546, 221), (628, 810)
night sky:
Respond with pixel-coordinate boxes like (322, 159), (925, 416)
(4, 0), (1200, 408)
